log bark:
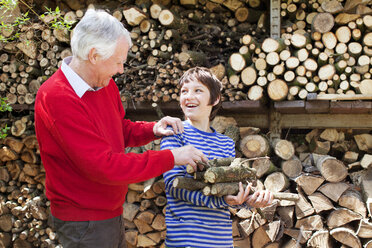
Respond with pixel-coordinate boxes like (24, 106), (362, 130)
(172, 176), (208, 190)
(204, 165), (256, 184)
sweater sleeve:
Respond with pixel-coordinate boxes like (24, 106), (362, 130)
(161, 134), (229, 209)
(35, 86), (174, 186)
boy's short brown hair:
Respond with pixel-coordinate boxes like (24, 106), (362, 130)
(178, 67), (222, 121)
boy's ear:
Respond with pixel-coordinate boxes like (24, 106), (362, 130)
(212, 96), (220, 106)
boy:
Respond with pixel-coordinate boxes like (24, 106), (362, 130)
(161, 67), (273, 248)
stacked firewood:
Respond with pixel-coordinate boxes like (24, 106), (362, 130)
(0, 119), (61, 247)
(116, 0), (269, 103)
(0, 18), (72, 106)
(2, 0), (270, 104)
(226, 0), (372, 102)
(1, 1), (372, 105)
(0, 114), (371, 247)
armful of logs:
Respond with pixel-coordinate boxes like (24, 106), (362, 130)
(180, 157), (299, 201)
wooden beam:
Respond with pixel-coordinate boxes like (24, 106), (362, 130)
(280, 114), (372, 129)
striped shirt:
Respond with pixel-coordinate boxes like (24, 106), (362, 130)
(161, 121), (236, 248)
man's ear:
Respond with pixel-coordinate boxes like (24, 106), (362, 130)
(212, 96), (220, 106)
(88, 48), (99, 64)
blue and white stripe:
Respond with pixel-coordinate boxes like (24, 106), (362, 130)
(161, 121), (236, 248)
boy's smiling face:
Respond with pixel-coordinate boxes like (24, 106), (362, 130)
(180, 80), (213, 122)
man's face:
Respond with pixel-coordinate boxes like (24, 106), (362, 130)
(93, 36), (129, 88)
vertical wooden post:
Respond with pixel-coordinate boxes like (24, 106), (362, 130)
(269, 105), (282, 140)
(270, 0), (281, 39)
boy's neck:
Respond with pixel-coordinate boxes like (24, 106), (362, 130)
(188, 119), (213, 133)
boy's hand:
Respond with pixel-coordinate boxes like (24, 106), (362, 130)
(224, 182), (250, 205)
(246, 189), (273, 208)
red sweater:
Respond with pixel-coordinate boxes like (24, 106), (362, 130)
(35, 69), (174, 221)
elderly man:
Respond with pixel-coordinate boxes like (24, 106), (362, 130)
(34, 9), (207, 248)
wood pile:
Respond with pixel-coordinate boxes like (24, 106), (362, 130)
(227, 0), (372, 102)
(1, 1), (372, 105)
(0, 120), (60, 247)
(1, 0), (270, 106)
(0, 117), (371, 247)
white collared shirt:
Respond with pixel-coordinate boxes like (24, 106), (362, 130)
(61, 56), (100, 98)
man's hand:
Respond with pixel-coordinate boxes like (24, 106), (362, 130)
(171, 145), (208, 171)
(153, 116), (183, 137)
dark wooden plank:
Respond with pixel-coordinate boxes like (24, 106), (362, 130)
(351, 101), (372, 114)
(10, 104), (34, 111)
(221, 100), (266, 114)
(281, 114), (372, 129)
(124, 101), (181, 116)
(305, 100), (330, 113)
(330, 101), (352, 114)
(274, 100), (305, 114)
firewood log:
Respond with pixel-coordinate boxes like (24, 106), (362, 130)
(186, 157), (235, 173)
(281, 157), (302, 179)
(308, 192), (334, 213)
(251, 226), (271, 248)
(327, 208), (363, 229)
(312, 154), (348, 182)
(252, 158), (277, 178)
(330, 227), (362, 248)
(210, 181), (299, 200)
(296, 214), (324, 231)
(295, 174), (324, 195)
(295, 192), (315, 219)
(318, 182), (350, 202)
(264, 172), (289, 193)
(284, 228), (312, 244)
(271, 138), (295, 160)
(339, 189), (367, 218)
(240, 135), (270, 158)
(307, 229), (332, 248)
(267, 79), (288, 101)
(172, 176), (208, 190)
(357, 219), (372, 239)
(204, 165), (256, 184)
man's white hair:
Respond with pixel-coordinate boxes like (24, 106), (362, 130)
(70, 9), (132, 61)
